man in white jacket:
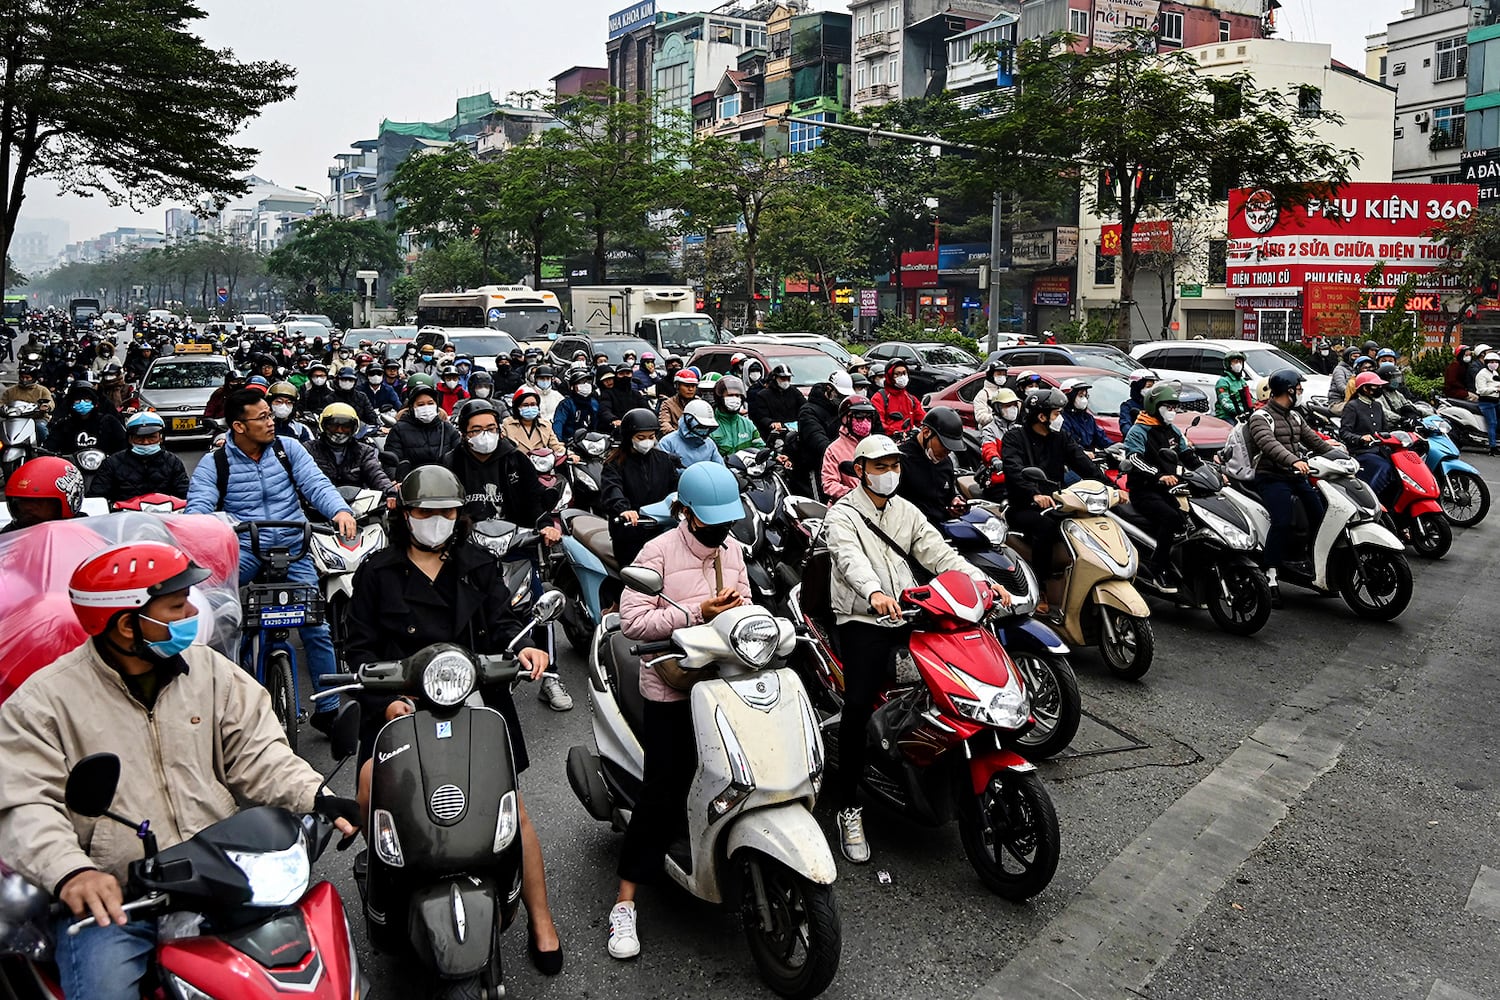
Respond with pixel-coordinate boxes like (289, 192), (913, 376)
(820, 434), (1009, 863)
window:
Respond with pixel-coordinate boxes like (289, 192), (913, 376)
(789, 112), (827, 154)
(872, 9), (882, 32)
(888, 57), (898, 86)
(1436, 36), (1467, 82)
(1434, 102), (1465, 146)
(871, 61), (882, 85)
(890, 5), (899, 28)
(1069, 8), (1090, 35)
(717, 92), (740, 119)
(857, 63), (868, 89)
(1219, 19), (1231, 42)
(1379, 55), (1388, 84)
(1208, 240), (1227, 284)
(1159, 11), (1183, 44)
(747, 25), (766, 48)
(1433, 172), (1463, 183)
(1297, 85), (1322, 118)
(858, 14), (867, 36)
(656, 61), (689, 111)
(1257, 309), (1302, 344)
(1094, 244), (1116, 286)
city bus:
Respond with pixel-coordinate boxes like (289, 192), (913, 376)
(415, 286), (566, 343)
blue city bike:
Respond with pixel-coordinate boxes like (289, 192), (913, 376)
(234, 520), (335, 752)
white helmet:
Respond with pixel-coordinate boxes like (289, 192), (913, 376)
(681, 398), (719, 428)
(852, 434), (900, 462)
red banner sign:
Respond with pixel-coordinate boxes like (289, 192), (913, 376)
(1100, 220), (1173, 257)
(1303, 282), (1363, 339)
(1226, 183), (1478, 295)
(900, 250), (939, 289)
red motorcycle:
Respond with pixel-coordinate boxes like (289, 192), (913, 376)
(1377, 431), (1452, 560)
(110, 494), (187, 514)
(0, 718), (365, 1000)
(794, 566), (1061, 900)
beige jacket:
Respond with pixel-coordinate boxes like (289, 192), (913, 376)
(501, 416), (565, 456)
(821, 485), (983, 625)
(0, 642), (324, 893)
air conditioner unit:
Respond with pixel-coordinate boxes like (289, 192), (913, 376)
(1414, 111), (1431, 124)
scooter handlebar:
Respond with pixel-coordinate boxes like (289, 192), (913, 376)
(630, 640), (674, 655)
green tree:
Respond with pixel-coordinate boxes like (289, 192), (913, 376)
(387, 147), (513, 281)
(4, 254), (25, 287)
(1433, 207), (1500, 346)
(265, 216), (400, 308)
(495, 140), (576, 289)
(760, 187), (879, 308)
(686, 138), (802, 311)
(413, 239), (484, 294)
(389, 274), (419, 322)
(957, 32), (1358, 343)
(0, 0), (295, 270)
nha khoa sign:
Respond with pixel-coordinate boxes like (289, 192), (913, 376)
(608, 0), (656, 40)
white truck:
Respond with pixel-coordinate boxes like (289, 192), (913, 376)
(567, 285), (727, 355)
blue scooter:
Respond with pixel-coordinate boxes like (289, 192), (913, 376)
(1420, 413), (1490, 527)
(550, 495), (677, 653)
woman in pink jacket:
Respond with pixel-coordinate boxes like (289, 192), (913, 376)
(821, 394), (876, 501)
(604, 461), (751, 961)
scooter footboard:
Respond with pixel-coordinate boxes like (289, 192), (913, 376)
(407, 877), (498, 978)
(726, 803), (838, 887)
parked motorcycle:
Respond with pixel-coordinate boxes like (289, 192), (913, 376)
(329, 592), (563, 1000)
(1375, 430), (1451, 559)
(1418, 413), (1489, 527)
(1434, 396), (1488, 452)
(568, 569), (841, 999)
(0, 710), (366, 1000)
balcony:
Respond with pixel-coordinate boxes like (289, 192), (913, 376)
(853, 83), (894, 104)
(855, 30), (893, 56)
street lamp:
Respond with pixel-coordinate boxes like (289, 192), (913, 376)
(293, 186), (330, 215)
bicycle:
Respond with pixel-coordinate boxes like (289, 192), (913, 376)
(234, 519), (334, 752)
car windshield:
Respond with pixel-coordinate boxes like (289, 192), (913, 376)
(1069, 374), (1130, 414)
(490, 306), (565, 339)
(657, 317), (720, 350)
(293, 314), (334, 327)
(241, 314), (273, 327)
(769, 352), (843, 385)
(380, 340), (412, 360)
(919, 345), (978, 366)
(143, 361), (229, 390)
(1070, 346), (1139, 375)
(447, 333), (521, 359)
(1242, 347), (1315, 377)
(591, 338), (656, 363)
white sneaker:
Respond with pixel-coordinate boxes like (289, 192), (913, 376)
(838, 807), (870, 864)
(607, 901), (640, 959)
(539, 676), (574, 711)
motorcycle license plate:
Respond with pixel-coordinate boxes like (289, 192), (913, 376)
(258, 606), (307, 628)
(171, 417), (199, 431)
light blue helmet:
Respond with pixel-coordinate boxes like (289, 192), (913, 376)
(125, 411), (165, 434)
(677, 461), (743, 525)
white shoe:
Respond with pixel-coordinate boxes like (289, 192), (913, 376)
(838, 807), (870, 864)
(607, 901), (640, 959)
(539, 676), (574, 711)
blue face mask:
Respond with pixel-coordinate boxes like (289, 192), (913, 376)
(519, 405), (540, 421)
(132, 442), (161, 456)
(140, 613), (199, 659)
(72, 400), (95, 416)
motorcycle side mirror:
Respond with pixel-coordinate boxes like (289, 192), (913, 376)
(1188, 414), (1203, 428)
(537, 486), (561, 515)
(1159, 447), (1179, 467)
(621, 566), (665, 597)
(533, 588), (566, 624)
(839, 460), (856, 476)
(1020, 466), (1047, 484)
(329, 703), (362, 762)
(65, 753), (121, 818)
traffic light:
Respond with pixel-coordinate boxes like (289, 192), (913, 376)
(1485, 275), (1500, 299)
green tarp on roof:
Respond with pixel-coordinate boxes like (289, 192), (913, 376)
(378, 94), (499, 141)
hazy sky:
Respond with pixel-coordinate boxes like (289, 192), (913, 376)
(19, 0), (1411, 244)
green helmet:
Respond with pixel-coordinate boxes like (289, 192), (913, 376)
(1224, 350), (1245, 371)
(1143, 382), (1180, 418)
(397, 465), (465, 510)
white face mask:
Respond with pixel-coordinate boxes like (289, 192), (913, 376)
(633, 437), (657, 454)
(311, 376), (327, 386)
(408, 514), (455, 548)
(338, 379), (356, 391)
(413, 403), (439, 424)
(893, 375), (910, 389)
(777, 378), (792, 390)
(722, 395), (743, 413)
(468, 430), (499, 454)
(576, 383), (593, 397)
(368, 375), (382, 385)
(443, 379), (459, 389)
(1230, 362), (1244, 374)
(1000, 404), (1019, 422)
(1049, 414), (1065, 432)
(473, 386), (491, 398)
(271, 402), (294, 420)
(1072, 396), (1088, 410)
(866, 470), (900, 497)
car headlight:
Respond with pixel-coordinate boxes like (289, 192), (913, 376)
(709, 706), (756, 821)
(422, 650), (476, 707)
(948, 665), (1030, 729)
(372, 808), (404, 867)
(1195, 504), (1253, 551)
(226, 832), (311, 907)
(729, 614), (779, 667)
(493, 790), (518, 852)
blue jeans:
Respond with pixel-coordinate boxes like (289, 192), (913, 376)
(1352, 451), (1394, 501)
(1479, 400), (1498, 449)
(239, 550), (337, 713)
(1254, 474), (1326, 569)
(54, 915), (155, 1000)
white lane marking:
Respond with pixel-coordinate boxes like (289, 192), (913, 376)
(1464, 864), (1500, 922)
(1427, 980), (1483, 1000)
(970, 655), (1391, 1000)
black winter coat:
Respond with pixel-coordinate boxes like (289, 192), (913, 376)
(47, 411), (126, 456)
(600, 450), (680, 517)
(599, 383), (648, 429)
(1001, 424), (1104, 506)
(88, 448), (190, 504)
(1339, 396), (1389, 454)
(442, 439), (550, 525)
(796, 388), (839, 467)
(897, 437), (959, 525)
(749, 383), (805, 440)
(301, 383), (336, 416)
(306, 438), (394, 492)
(386, 411), (461, 469)
(330, 387), (376, 424)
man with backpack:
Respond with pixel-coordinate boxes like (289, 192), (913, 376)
(184, 389), (355, 733)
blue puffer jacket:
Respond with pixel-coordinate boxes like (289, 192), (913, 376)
(185, 436), (352, 556)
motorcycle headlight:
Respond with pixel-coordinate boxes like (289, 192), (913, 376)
(584, 439), (605, 457)
(530, 455), (553, 473)
(316, 537), (347, 571)
(422, 650), (476, 707)
(1399, 469), (1423, 491)
(226, 832), (311, 907)
(372, 808), (403, 867)
(493, 790), (518, 852)
(1195, 504), (1254, 551)
(798, 693), (824, 791)
(977, 516), (1007, 546)
(1435, 419), (1452, 436)
(948, 666), (1030, 729)
(164, 972), (214, 1000)
(574, 470), (596, 491)
(77, 449), (105, 472)
(1064, 518), (1134, 576)
(729, 614), (780, 667)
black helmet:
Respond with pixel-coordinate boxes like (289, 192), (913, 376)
(1362, 340), (1379, 357)
(922, 407), (966, 451)
(456, 398), (501, 433)
(770, 363), (793, 380)
(619, 408), (658, 440)
(1023, 387), (1066, 421)
(1342, 346), (1362, 364)
(1376, 362), (1401, 382)
(594, 364), (615, 382)
(1267, 369), (1305, 397)
(467, 370), (494, 388)
(397, 465), (465, 510)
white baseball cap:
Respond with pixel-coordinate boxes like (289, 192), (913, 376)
(829, 370), (855, 397)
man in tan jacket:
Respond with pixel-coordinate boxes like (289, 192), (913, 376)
(0, 541), (357, 1000)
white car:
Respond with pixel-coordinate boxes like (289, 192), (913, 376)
(236, 313), (277, 336)
(1131, 339), (1331, 406)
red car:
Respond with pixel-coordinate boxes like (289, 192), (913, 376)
(925, 365), (1233, 455)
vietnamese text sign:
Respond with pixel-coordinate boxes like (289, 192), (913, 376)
(1055, 226), (1080, 263)
(900, 250), (940, 288)
(1303, 282), (1363, 340)
(608, 0), (656, 39)
(1033, 275), (1072, 307)
(859, 288), (879, 315)
(1100, 219), (1174, 257)
(1461, 148), (1500, 205)
(1012, 230), (1056, 267)
(1094, 0), (1162, 50)
(1226, 183), (1478, 294)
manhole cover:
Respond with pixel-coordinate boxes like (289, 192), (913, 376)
(1041, 709), (1200, 780)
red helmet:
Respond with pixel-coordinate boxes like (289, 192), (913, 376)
(5, 456), (84, 520)
(68, 541), (211, 636)
(1351, 371), (1387, 393)
(513, 385), (541, 409)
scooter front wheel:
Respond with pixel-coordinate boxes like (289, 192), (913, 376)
(1010, 653), (1080, 760)
(1439, 469), (1489, 527)
(1409, 512), (1453, 560)
(1205, 563), (1273, 636)
(1097, 608), (1154, 680)
(1337, 546), (1412, 621)
(958, 769), (1060, 901)
(739, 852), (842, 999)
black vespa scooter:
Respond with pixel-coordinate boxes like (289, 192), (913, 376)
(319, 590), (563, 1000)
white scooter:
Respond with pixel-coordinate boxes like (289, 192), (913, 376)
(566, 566), (842, 999)
(1, 400), (42, 476)
(310, 485), (386, 669)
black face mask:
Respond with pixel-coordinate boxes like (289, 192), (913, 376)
(689, 521), (733, 549)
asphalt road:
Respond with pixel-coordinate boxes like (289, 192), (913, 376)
(153, 439), (1500, 1000)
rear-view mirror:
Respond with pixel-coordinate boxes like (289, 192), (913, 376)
(621, 567), (665, 597)
(65, 753), (121, 818)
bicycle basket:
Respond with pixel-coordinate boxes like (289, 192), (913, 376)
(242, 583), (325, 629)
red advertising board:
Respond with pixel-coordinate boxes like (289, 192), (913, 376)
(1100, 219), (1173, 257)
(1226, 183), (1478, 295)
(1303, 282), (1364, 339)
(900, 250), (940, 289)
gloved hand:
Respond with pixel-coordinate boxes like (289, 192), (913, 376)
(314, 795), (362, 850)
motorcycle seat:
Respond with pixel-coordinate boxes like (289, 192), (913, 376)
(602, 628), (648, 737)
(570, 515), (619, 573)
(1444, 397), (1481, 414)
(1113, 502), (1152, 529)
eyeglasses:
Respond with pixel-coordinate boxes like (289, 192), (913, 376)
(239, 413), (275, 424)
